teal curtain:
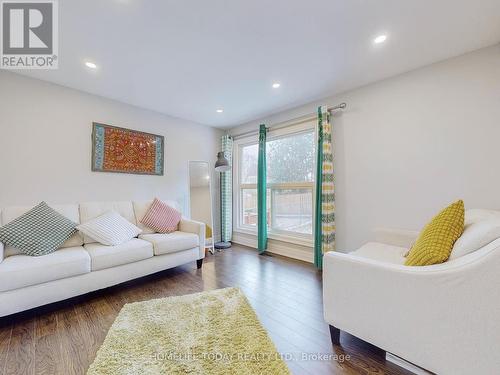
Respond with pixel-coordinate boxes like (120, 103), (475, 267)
(314, 107), (324, 268)
(221, 135), (233, 242)
(257, 124), (268, 253)
(314, 106), (336, 269)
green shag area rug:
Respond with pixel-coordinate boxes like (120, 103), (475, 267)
(87, 287), (290, 375)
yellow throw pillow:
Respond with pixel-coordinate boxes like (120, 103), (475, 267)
(405, 200), (465, 266)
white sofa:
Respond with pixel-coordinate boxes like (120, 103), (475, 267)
(323, 228), (500, 375)
(0, 200), (205, 317)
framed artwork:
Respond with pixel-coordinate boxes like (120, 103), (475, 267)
(91, 122), (164, 175)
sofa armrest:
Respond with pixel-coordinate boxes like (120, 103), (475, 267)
(372, 227), (419, 248)
(0, 242), (3, 264)
(323, 239), (500, 374)
(179, 219), (206, 259)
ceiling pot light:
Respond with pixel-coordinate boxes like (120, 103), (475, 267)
(85, 61), (97, 69)
(374, 35), (387, 44)
(272, 82), (281, 88)
(216, 109), (224, 113)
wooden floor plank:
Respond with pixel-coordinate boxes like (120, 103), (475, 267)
(0, 318), (13, 375)
(54, 305), (92, 375)
(4, 316), (35, 375)
(34, 313), (63, 375)
(1, 245), (411, 374)
(73, 299), (114, 373)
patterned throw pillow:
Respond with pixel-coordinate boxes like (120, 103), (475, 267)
(405, 200), (465, 266)
(0, 201), (77, 257)
(140, 198), (182, 233)
(77, 211), (142, 246)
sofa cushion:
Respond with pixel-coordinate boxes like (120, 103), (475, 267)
(84, 238), (153, 271)
(0, 246), (90, 292)
(140, 198), (182, 234)
(0, 202), (78, 257)
(350, 242), (407, 265)
(139, 232), (199, 256)
(77, 211), (142, 246)
(450, 218), (500, 259)
(133, 201), (156, 234)
(465, 208), (500, 225)
(1, 203), (83, 257)
(79, 201), (137, 244)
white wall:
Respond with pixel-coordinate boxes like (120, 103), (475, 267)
(230, 44), (500, 252)
(0, 72), (223, 236)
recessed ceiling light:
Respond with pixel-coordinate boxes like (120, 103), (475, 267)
(374, 34), (387, 44)
(216, 109), (223, 113)
(85, 61), (97, 69)
(272, 82), (281, 88)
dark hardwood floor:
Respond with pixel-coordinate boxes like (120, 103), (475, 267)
(0, 245), (411, 375)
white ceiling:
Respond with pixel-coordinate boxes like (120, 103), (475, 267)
(17, 0), (500, 128)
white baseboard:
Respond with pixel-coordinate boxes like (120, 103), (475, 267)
(386, 353), (432, 375)
(232, 232), (313, 263)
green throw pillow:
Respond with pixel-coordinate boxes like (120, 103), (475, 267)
(0, 201), (77, 256)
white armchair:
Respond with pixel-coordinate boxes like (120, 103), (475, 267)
(323, 229), (500, 375)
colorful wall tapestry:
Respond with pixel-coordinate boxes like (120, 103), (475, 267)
(92, 123), (164, 175)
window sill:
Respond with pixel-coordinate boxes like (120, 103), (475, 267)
(233, 228), (313, 248)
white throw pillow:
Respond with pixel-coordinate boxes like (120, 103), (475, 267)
(450, 218), (500, 259)
(77, 211), (142, 246)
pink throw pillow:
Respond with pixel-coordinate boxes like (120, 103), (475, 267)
(141, 198), (182, 233)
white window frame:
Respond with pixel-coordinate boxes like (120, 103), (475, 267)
(232, 119), (317, 247)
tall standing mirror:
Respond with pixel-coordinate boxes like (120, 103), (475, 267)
(189, 161), (215, 254)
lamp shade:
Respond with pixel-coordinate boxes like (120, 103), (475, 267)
(215, 152), (230, 172)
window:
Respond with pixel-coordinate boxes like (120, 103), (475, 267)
(234, 121), (316, 243)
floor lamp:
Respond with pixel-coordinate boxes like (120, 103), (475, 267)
(215, 152), (232, 250)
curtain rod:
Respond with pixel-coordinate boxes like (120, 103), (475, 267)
(329, 102), (347, 111)
(231, 103), (347, 140)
